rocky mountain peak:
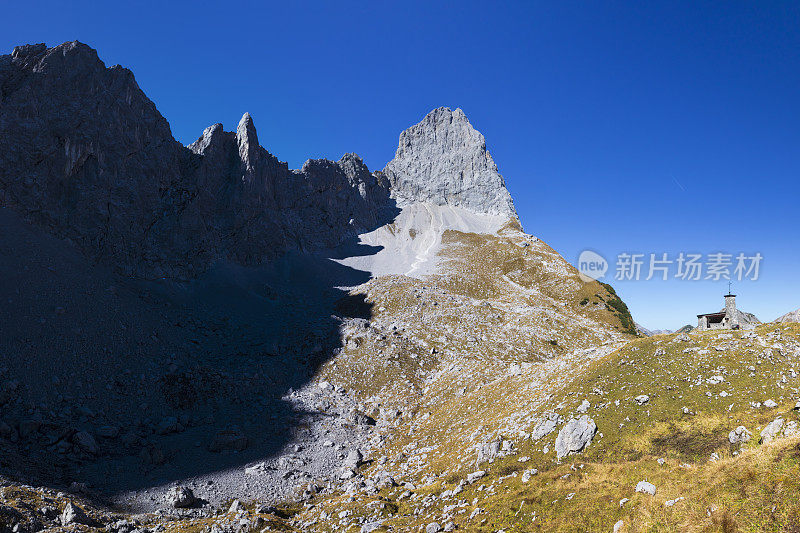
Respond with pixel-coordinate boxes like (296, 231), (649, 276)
(383, 106), (517, 218)
(190, 123), (225, 154)
(236, 112), (260, 182)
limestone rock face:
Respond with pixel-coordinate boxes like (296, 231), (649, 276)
(186, 116), (394, 269)
(733, 309), (761, 327)
(383, 107), (517, 218)
(237, 112), (261, 183)
(0, 42), (393, 279)
(0, 41), (187, 277)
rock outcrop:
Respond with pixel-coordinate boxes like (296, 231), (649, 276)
(185, 115), (393, 270)
(733, 309), (761, 327)
(383, 107), (517, 218)
(0, 41), (189, 277)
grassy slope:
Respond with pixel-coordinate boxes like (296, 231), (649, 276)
(329, 323), (800, 532)
(291, 227), (649, 531)
(160, 231), (799, 532)
(315, 227), (636, 471)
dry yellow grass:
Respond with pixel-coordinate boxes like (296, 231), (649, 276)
(298, 323), (800, 532)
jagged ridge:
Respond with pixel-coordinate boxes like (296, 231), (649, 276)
(0, 42), (518, 280)
(0, 42), (392, 279)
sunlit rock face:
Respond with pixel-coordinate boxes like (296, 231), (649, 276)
(383, 106), (517, 218)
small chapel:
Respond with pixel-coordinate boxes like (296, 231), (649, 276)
(697, 292), (739, 330)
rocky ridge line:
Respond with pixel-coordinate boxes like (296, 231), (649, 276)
(0, 42), (518, 282)
(0, 41), (390, 279)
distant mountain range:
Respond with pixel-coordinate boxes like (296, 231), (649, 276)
(636, 324), (694, 336)
(776, 308), (800, 323)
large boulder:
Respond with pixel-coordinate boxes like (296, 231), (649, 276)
(167, 486), (195, 508)
(60, 502), (89, 526)
(635, 481), (656, 496)
(72, 431), (98, 455)
(634, 395), (650, 405)
(343, 449), (364, 469)
(555, 416), (597, 459)
(476, 438), (502, 464)
(729, 426), (751, 445)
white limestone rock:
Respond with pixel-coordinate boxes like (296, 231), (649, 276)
(775, 308), (800, 323)
(60, 502), (90, 526)
(466, 471), (486, 484)
(760, 417), (784, 444)
(577, 399), (591, 413)
(476, 438), (502, 464)
(555, 415), (597, 459)
(167, 486), (196, 508)
(361, 522), (383, 533)
(343, 449), (364, 469)
(728, 426), (751, 445)
(383, 107), (517, 218)
(635, 481), (656, 496)
(531, 412), (563, 440)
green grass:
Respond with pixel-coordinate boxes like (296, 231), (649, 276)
(600, 281), (638, 336)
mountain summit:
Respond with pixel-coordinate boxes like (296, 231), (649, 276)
(384, 107), (517, 218)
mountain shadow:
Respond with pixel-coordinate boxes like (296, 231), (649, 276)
(0, 40), (412, 509)
(0, 201), (399, 509)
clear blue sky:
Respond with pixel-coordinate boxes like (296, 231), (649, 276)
(3, 1), (799, 329)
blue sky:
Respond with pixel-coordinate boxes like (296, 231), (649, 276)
(3, 1), (798, 329)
